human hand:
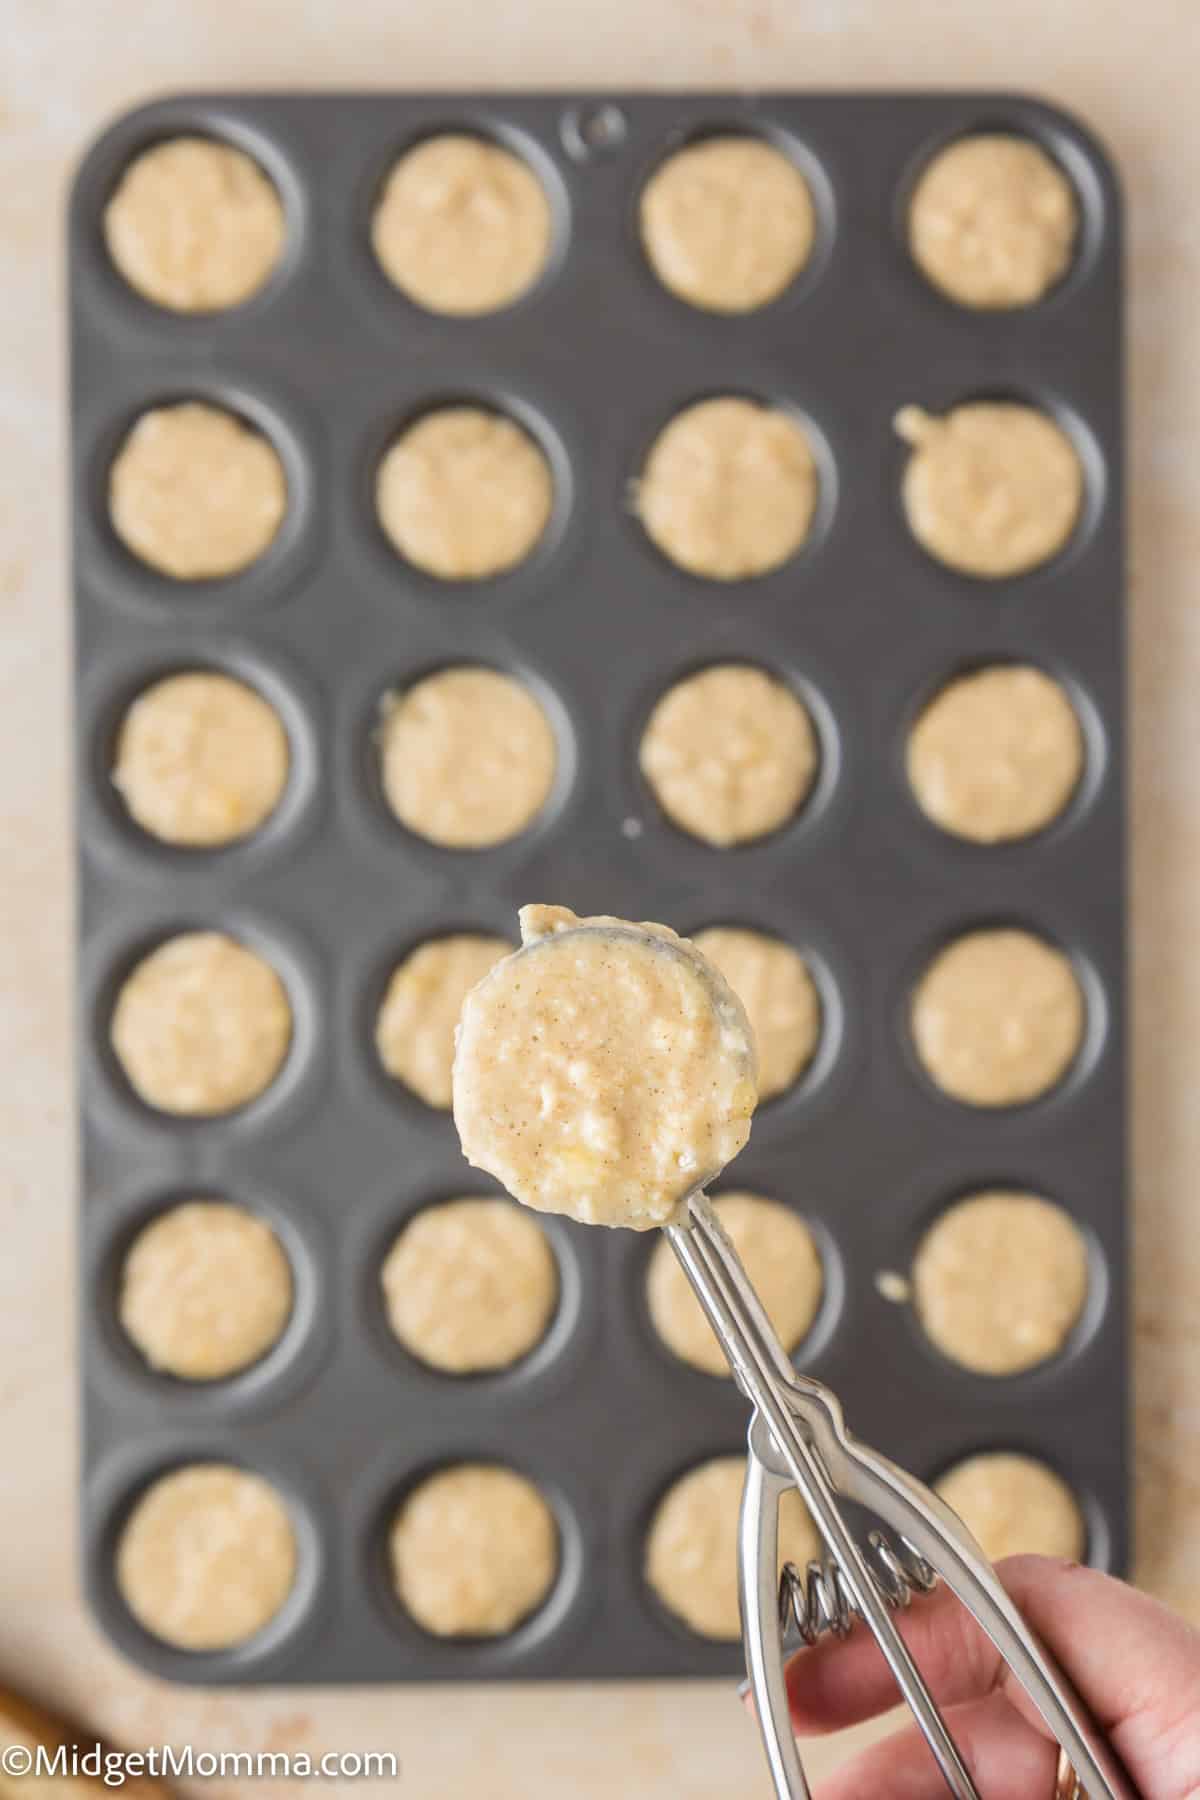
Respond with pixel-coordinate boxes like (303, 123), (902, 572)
(778, 1555), (1200, 1798)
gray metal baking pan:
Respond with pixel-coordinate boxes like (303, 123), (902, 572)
(70, 89), (1125, 1684)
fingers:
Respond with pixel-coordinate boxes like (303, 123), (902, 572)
(816, 1691), (1057, 1800)
(787, 1554), (1200, 1738)
(784, 1571), (1003, 1734)
(993, 1558), (1200, 1739)
(785, 1554), (1200, 1800)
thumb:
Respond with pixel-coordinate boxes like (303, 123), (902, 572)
(997, 1557), (1200, 1791)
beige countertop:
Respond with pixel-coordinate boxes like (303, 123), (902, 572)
(2, 1), (1198, 1793)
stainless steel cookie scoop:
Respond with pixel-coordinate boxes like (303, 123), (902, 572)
(668, 1191), (1135, 1800)
(453, 910), (1135, 1798)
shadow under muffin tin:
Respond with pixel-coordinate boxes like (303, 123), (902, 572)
(72, 90), (1126, 1684)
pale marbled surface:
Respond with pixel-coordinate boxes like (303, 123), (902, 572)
(1, 1), (1197, 1794)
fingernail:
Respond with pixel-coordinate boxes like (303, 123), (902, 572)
(736, 1675), (751, 1700)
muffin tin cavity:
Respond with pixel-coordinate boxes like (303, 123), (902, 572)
(906, 132), (1079, 310)
(371, 134), (553, 317)
(376, 405), (554, 580)
(73, 90), (1126, 1686)
(109, 400), (288, 581)
(119, 1199), (294, 1381)
(377, 667), (558, 848)
(638, 135), (816, 315)
(104, 136), (287, 314)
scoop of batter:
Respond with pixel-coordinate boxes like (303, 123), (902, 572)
(637, 397), (818, 580)
(896, 402), (1083, 580)
(111, 930), (292, 1116)
(117, 1463), (296, 1651)
(390, 1463), (557, 1636)
(376, 934), (512, 1108)
(120, 1200), (293, 1381)
(911, 927), (1084, 1108)
(645, 1456), (817, 1640)
(913, 1191), (1089, 1376)
(639, 136), (815, 313)
(109, 402), (287, 581)
(104, 136), (285, 313)
(379, 667), (556, 848)
(647, 1191), (822, 1376)
(453, 906), (757, 1229)
(936, 1453), (1085, 1562)
(908, 133), (1077, 309)
(113, 670), (289, 847)
(640, 663), (818, 847)
(372, 134), (551, 316)
(376, 406), (553, 580)
(381, 1198), (557, 1374)
(907, 663), (1083, 843)
(692, 928), (820, 1097)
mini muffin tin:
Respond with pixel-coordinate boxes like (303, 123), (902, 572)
(71, 91), (1126, 1684)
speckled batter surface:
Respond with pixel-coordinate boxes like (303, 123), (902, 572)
(116, 1464), (296, 1651)
(640, 663), (817, 847)
(908, 664), (1083, 843)
(120, 1201), (293, 1381)
(911, 928), (1084, 1107)
(936, 1453), (1086, 1563)
(381, 1198), (557, 1374)
(113, 670), (289, 847)
(647, 1191), (822, 1376)
(376, 406), (553, 579)
(645, 1456), (818, 1640)
(913, 1192), (1089, 1375)
(453, 906), (756, 1229)
(375, 935), (512, 1108)
(636, 397), (818, 580)
(639, 136), (815, 313)
(692, 928), (821, 1097)
(908, 133), (1077, 308)
(104, 136), (285, 312)
(896, 401), (1083, 579)
(111, 930), (292, 1116)
(379, 667), (556, 848)
(109, 401), (287, 581)
(371, 134), (551, 315)
(390, 1464), (558, 1637)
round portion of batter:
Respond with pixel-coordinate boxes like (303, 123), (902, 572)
(113, 670), (290, 848)
(379, 667), (556, 849)
(104, 136), (286, 313)
(375, 935), (513, 1109)
(911, 928), (1084, 1108)
(371, 134), (552, 316)
(692, 928), (821, 1098)
(376, 405), (552, 581)
(637, 397), (818, 580)
(117, 1464), (297, 1651)
(908, 134), (1077, 310)
(896, 402), (1083, 580)
(936, 1453), (1085, 1563)
(109, 402), (287, 581)
(646, 1456), (818, 1640)
(120, 1200), (293, 1381)
(111, 931), (292, 1116)
(454, 906), (756, 1230)
(647, 1192), (822, 1376)
(390, 1464), (558, 1637)
(913, 1192), (1089, 1376)
(640, 664), (818, 848)
(381, 1197), (557, 1373)
(639, 136), (815, 313)
(908, 664), (1084, 843)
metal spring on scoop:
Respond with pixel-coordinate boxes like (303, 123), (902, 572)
(779, 1531), (938, 1646)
